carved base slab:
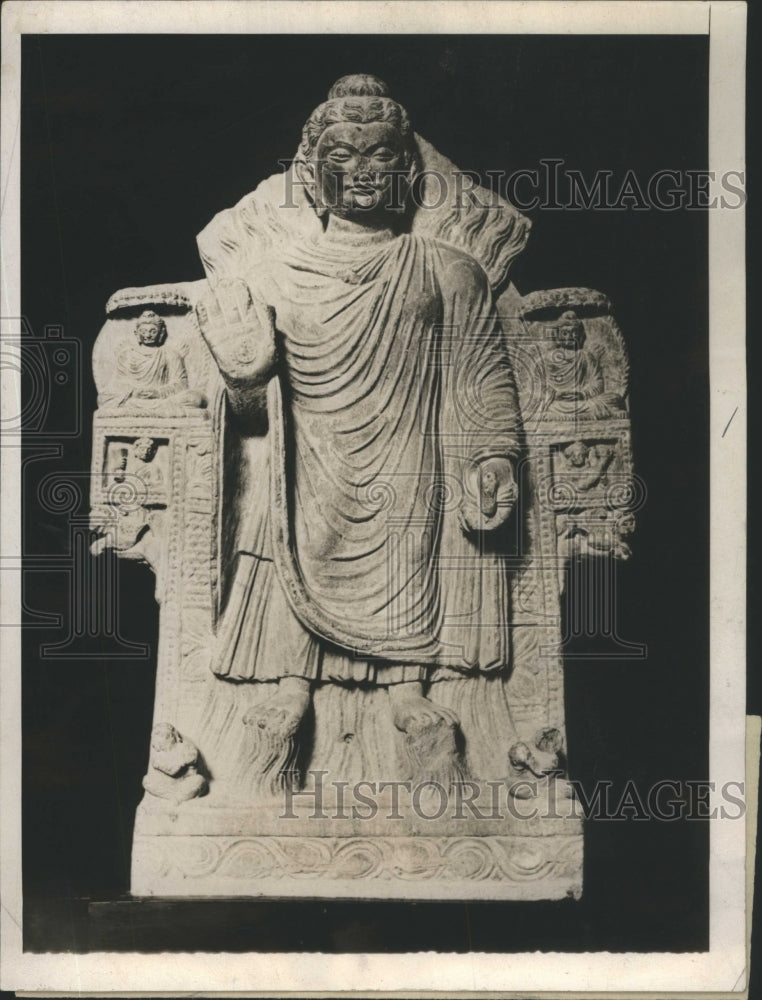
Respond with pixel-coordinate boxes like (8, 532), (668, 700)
(131, 832), (582, 900)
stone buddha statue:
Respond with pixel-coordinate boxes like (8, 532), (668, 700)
(194, 75), (523, 793)
(90, 71), (637, 901)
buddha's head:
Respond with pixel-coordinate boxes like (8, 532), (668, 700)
(135, 310), (168, 347)
(133, 436), (158, 463)
(564, 441), (589, 467)
(551, 311), (586, 351)
(297, 74), (419, 223)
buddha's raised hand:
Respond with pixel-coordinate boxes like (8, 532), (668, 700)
(196, 278), (277, 388)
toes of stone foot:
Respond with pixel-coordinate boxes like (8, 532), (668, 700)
(406, 713), (451, 739)
(242, 707), (263, 727)
(414, 708), (457, 732)
(243, 706), (283, 732)
(244, 699), (289, 721)
(402, 710), (433, 735)
(434, 706), (460, 728)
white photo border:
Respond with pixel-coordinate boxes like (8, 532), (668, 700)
(0, 1), (747, 994)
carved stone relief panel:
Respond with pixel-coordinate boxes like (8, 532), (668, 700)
(88, 76), (638, 901)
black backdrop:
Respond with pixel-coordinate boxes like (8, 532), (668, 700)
(21, 33), (710, 953)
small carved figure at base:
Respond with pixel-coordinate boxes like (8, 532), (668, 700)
(142, 723), (208, 804)
(239, 677), (311, 797)
(557, 508), (635, 562)
(507, 729), (571, 802)
(389, 681), (469, 787)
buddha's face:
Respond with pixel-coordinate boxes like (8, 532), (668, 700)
(134, 438), (157, 462)
(313, 121), (408, 221)
(136, 320), (164, 346)
(552, 322), (585, 351)
(565, 442), (589, 467)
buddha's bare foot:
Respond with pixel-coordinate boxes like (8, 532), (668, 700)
(391, 692), (459, 736)
(389, 684), (468, 788)
(243, 689), (309, 741)
(239, 680), (311, 797)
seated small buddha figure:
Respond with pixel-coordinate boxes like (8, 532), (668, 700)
(544, 311), (624, 419)
(99, 310), (207, 413)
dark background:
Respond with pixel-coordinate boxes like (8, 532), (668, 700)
(21, 33), (712, 953)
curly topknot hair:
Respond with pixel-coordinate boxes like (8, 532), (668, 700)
(328, 74), (391, 99)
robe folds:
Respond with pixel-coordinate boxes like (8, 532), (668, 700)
(102, 343), (188, 407)
(213, 231), (522, 683)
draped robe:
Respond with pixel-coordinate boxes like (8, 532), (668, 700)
(213, 230), (522, 684)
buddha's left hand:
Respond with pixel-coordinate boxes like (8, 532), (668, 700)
(459, 457), (518, 533)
